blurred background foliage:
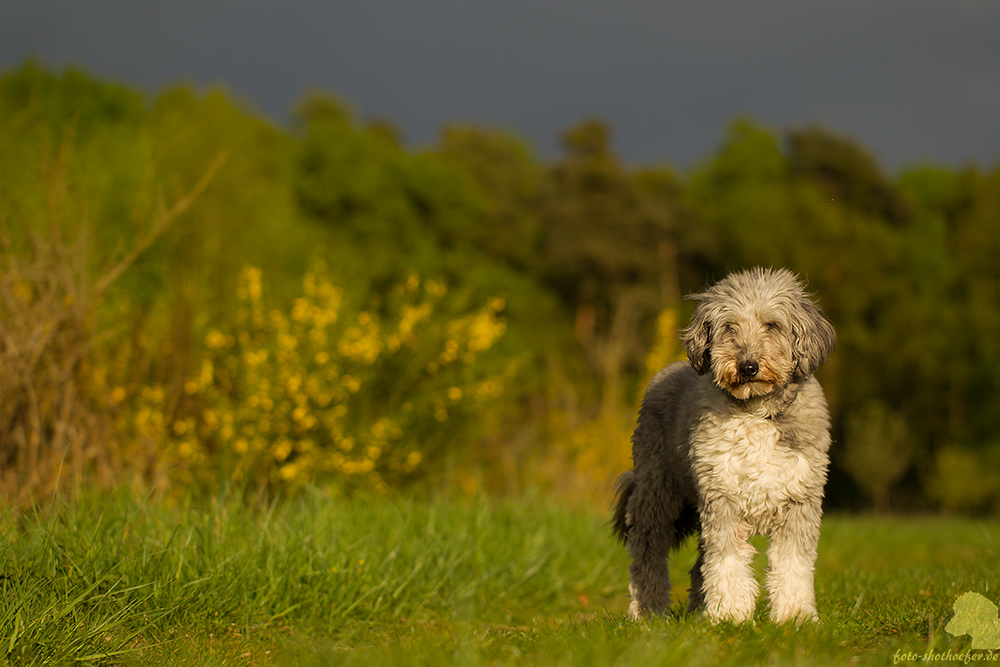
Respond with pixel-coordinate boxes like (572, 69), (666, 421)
(2, 62), (999, 513)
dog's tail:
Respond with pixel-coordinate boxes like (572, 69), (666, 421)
(611, 470), (635, 544)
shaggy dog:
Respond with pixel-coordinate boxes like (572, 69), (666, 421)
(613, 268), (836, 624)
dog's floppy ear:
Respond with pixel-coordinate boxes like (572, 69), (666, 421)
(790, 299), (836, 379)
(683, 301), (713, 375)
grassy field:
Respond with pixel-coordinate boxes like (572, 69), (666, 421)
(1, 489), (997, 666)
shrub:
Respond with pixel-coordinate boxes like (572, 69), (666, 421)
(533, 307), (687, 505)
(156, 264), (517, 494)
(0, 154), (223, 502)
(841, 401), (913, 512)
(925, 445), (1000, 514)
(0, 227), (102, 499)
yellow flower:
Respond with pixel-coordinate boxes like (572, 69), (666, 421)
(278, 333), (298, 351)
(272, 439), (293, 462)
(341, 375), (361, 393)
(199, 359), (214, 385)
(205, 329), (228, 349)
(291, 298), (310, 322)
(405, 451), (423, 469)
(439, 340), (459, 364)
(202, 409), (219, 430)
(241, 266), (263, 301)
(467, 311), (505, 352)
(109, 387), (127, 405)
(173, 418), (197, 438)
(425, 280), (447, 297)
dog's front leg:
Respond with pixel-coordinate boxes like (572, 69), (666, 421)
(699, 501), (758, 624)
(766, 502), (821, 623)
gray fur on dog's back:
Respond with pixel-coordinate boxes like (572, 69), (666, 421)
(613, 362), (701, 544)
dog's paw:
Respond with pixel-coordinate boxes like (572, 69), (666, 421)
(769, 604), (819, 625)
(704, 602), (756, 625)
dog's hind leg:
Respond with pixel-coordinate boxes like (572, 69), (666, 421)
(624, 481), (687, 619)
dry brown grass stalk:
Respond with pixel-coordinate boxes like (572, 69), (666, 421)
(0, 152), (226, 503)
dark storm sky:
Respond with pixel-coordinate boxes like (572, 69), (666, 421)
(2, 1), (999, 170)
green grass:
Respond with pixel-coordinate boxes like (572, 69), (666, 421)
(1, 489), (997, 666)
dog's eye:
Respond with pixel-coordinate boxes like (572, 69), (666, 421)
(722, 323), (736, 335)
(765, 322), (781, 332)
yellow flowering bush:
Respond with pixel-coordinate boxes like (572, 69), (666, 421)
(643, 307), (687, 379)
(536, 306), (687, 505)
(170, 264), (514, 493)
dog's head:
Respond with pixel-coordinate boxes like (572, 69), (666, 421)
(683, 268), (835, 400)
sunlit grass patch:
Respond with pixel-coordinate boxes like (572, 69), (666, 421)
(2, 493), (998, 665)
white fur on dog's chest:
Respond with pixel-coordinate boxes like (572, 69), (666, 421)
(692, 406), (812, 530)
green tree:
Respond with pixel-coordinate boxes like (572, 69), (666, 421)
(538, 119), (680, 377)
(842, 402), (913, 513)
(438, 125), (546, 271)
(788, 124), (911, 225)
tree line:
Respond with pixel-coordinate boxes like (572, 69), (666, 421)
(1, 62), (998, 512)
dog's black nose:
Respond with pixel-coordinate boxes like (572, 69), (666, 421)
(738, 360), (759, 379)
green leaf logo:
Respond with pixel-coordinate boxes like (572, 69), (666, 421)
(945, 592), (1000, 650)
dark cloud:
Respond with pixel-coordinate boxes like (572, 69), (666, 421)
(2, 0), (999, 169)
